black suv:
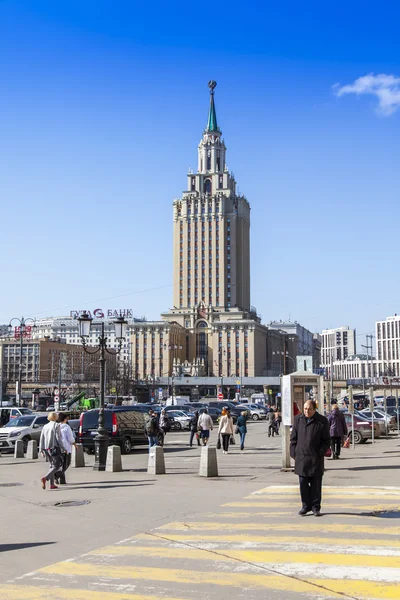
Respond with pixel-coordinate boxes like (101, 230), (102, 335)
(77, 406), (162, 454)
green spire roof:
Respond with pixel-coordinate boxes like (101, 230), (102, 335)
(205, 80), (221, 133)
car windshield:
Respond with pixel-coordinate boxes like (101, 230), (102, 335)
(19, 409), (33, 415)
(4, 416), (35, 427)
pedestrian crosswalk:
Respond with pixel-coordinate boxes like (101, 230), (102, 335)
(3, 484), (400, 599)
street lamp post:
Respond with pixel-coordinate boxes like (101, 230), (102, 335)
(78, 311), (127, 471)
(8, 317), (36, 407)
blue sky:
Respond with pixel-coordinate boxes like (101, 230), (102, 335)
(1, 1), (400, 345)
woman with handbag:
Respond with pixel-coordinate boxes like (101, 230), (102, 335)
(236, 411), (248, 451)
(218, 408), (234, 454)
(328, 404), (348, 459)
(39, 412), (66, 490)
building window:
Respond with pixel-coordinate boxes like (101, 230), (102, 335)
(191, 177), (196, 190)
(204, 179), (212, 194)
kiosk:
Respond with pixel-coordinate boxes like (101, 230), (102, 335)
(281, 371), (324, 469)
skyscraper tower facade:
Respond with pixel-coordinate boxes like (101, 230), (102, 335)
(172, 81), (250, 313)
(132, 82), (270, 382)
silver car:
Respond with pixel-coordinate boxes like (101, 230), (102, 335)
(238, 404), (267, 421)
(357, 410), (386, 436)
(360, 409), (396, 433)
(0, 413), (48, 453)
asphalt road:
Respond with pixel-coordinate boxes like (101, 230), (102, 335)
(0, 421), (400, 599)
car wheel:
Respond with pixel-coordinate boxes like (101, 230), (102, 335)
(121, 437), (132, 454)
(175, 422), (182, 430)
(252, 414), (259, 421)
(22, 436), (31, 452)
(352, 430), (362, 444)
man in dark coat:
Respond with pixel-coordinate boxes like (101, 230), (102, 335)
(290, 400), (330, 517)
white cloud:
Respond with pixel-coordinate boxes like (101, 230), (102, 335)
(333, 73), (400, 116)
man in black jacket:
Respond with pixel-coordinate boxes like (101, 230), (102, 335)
(290, 400), (330, 517)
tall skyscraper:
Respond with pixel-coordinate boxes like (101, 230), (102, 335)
(172, 81), (250, 313)
(132, 82), (274, 381)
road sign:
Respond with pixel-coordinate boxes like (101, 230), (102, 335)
(218, 393), (224, 400)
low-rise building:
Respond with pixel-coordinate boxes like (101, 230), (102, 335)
(0, 338), (116, 386)
(321, 326), (356, 371)
(376, 314), (400, 377)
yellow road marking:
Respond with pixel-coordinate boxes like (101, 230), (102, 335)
(90, 544), (400, 568)
(310, 579), (400, 600)
(36, 562), (341, 596)
(222, 502), (400, 510)
(208, 511), (394, 519)
(36, 562), (400, 599)
(0, 586), (181, 600)
(245, 494), (400, 500)
(140, 533), (400, 548)
(158, 521), (400, 536)
(253, 486), (400, 495)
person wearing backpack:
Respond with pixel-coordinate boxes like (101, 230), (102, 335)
(145, 410), (159, 451)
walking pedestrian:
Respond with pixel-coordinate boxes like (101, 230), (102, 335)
(218, 408), (234, 454)
(290, 400), (330, 517)
(55, 413), (76, 485)
(159, 409), (170, 437)
(145, 410), (159, 451)
(189, 411), (200, 447)
(267, 408), (276, 437)
(39, 412), (66, 490)
(197, 407), (213, 446)
(236, 410), (248, 450)
(274, 409), (282, 435)
(328, 404), (348, 459)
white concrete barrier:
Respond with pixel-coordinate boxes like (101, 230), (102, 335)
(71, 444), (85, 468)
(148, 446), (166, 475)
(26, 439), (38, 459)
(199, 446), (218, 477)
(14, 440), (25, 458)
(106, 445), (122, 472)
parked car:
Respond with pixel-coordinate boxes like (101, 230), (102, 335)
(77, 406), (162, 454)
(164, 405), (193, 414)
(0, 407), (33, 427)
(200, 407), (238, 424)
(344, 413), (380, 443)
(167, 410), (192, 430)
(237, 404), (267, 421)
(359, 409), (396, 432)
(0, 413), (48, 452)
(207, 401), (242, 418)
(68, 419), (80, 439)
(186, 403), (207, 411)
(199, 407), (222, 423)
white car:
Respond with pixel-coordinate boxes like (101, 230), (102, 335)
(360, 409), (396, 432)
(167, 410), (192, 430)
(0, 413), (49, 453)
(238, 404), (268, 421)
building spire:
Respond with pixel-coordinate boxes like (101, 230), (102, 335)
(205, 80), (220, 133)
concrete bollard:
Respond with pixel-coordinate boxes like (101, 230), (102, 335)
(147, 446), (166, 475)
(106, 445), (122, 472)
(199, 446), (218, 477)
(26, 439), (38, 459)
(71, 444), (85, 468)
(14, 440), (25, 458)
